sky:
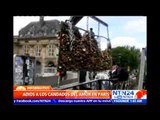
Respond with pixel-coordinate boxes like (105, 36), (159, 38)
(13, 16), (146, 50)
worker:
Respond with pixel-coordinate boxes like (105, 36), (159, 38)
(89, 28), (95, 39)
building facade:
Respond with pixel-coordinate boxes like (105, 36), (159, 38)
(14, 17), (61, 74)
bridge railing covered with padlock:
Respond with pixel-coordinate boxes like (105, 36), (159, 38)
(56, 17), (112, 71)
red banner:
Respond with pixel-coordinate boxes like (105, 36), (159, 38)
(14, 90), (112, 99)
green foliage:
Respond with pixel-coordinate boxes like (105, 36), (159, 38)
(112, 46), (141, 70)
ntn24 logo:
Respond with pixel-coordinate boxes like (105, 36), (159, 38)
(112, 90), (134, 96)
(112, 90), (147, 99)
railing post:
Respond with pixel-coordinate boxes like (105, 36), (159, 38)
(98, 80), (102, 90)
(79, 70), (87, 90)
(109, 80), (111, 90)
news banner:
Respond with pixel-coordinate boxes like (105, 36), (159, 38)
(13, 86), (147, 104)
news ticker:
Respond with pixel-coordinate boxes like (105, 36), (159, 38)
(13, 86), (147, 104)
(14, 99), (147, 104)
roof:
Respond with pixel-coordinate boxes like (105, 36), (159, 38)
(18, 19), (61, 38)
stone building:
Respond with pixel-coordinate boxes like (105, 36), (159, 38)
(14, 16), (61, 74)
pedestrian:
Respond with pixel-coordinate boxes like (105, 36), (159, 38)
(61, 66), (67, 81)
(78, 70), (92, 90)
(57, 65), (67, 80)
(109, 61), (129, 89)
(23, 58), (29, 85)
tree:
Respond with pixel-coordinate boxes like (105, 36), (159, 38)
(111, 46), (141, 71)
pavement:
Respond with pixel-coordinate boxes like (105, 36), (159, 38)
(35, 72), (79, 87)
(34, 71), (140, 90)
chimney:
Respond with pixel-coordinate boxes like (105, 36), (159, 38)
(40, 16), (44, 25)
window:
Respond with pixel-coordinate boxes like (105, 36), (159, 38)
(23, 45), (29, 55)
(35, 45), (41, 57)
(27, 31), (30, 35)
(48, 44), (54, 56)
(30, 48), (34, 56)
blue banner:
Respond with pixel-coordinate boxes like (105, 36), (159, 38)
(112, 99), (147, 104)
(14, 99), (147, 105)
(14, 99), (112, 104)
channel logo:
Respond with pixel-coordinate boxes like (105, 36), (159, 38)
(112, 90), (147, 99)
(112, 90), (134, 99)
(134, 90), (147, 99)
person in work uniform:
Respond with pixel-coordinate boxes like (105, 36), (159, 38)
(83, 28), (95, 39)
(89, 28), (95, 39)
